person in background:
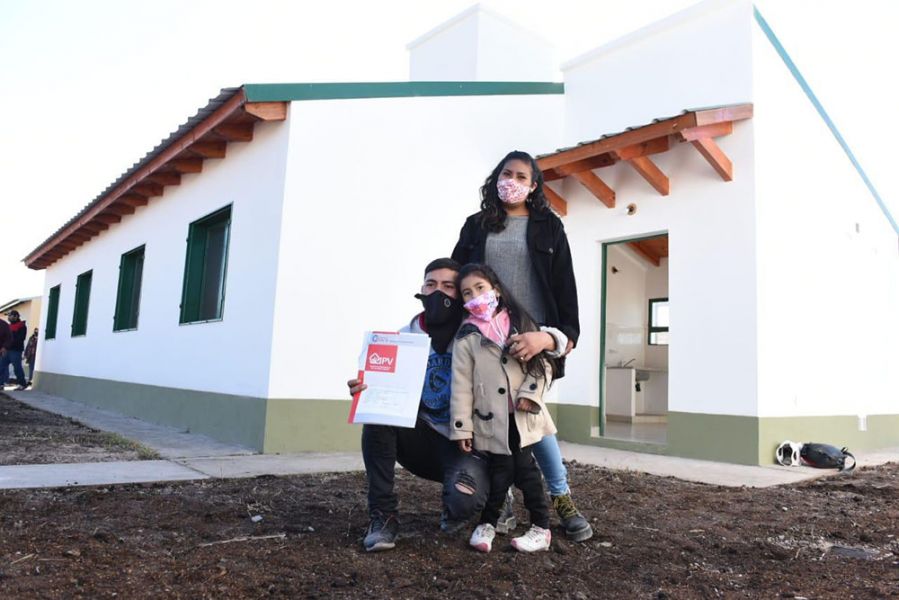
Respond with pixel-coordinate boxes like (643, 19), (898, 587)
(0, 310), (28, 390)
(24, 328), (39, 386)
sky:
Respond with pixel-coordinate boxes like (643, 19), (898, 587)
(1, 0), (897, 300)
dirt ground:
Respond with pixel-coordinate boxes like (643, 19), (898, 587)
(0, 393), (158, 464)
(0, 457), (896, 599)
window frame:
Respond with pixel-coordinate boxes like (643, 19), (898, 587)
(647, 296), (669, 346)
(45, 285), (61, 340)
(113, 244), (146, 332)
(179, 205), (232, 325)
(71, 270), (93, 337)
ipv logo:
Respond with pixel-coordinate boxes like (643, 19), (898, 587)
(366, 344), (397, 373)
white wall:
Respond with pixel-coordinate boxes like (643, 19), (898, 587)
(268, 93), (564, 399)
(558, 0), (758, 417)
(408, 5), (556, 82)
(37, 119), (291, 398)
(751, 18), (899, 419)
(561, 0), (753, 141)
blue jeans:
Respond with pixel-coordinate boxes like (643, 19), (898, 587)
(0, 350), (26, 386)
(532, 433), (570, 496)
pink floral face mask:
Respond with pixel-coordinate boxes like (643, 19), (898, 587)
(463, 289), (499, 321)
(497, 178), (531, 205)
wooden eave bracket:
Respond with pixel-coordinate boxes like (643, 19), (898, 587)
(676, 122), (734, 181)
(243, 102), (288, 121)
(543, 185), (568, 216)
(572, 170), (615, 208)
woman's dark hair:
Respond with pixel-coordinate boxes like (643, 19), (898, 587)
(479, 150), (550, 233)
(457, 263), (549, 382)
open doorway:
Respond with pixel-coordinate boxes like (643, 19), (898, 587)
(599, 234), (669, 444)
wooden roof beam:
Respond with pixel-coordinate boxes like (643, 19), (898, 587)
(626, 156), (670, 196)
(612, 137), (670, 161)
(130, 182), (164, 198)
(677, 121), (733, 142)
(119, 194), (149, 208)
(104, 204), (136, 216)
(170, 158), (204, 174)
(145, 171), (182, 186)
(690, 137), (733, 181)
(244, 102), (288, 121)
(186, 142), (227, 159)
(629, 241), (661, 267)
(572, 171), (616, 209)
(94, 213), (122, 225)
(543, 185), (568, 216)
(213, 123), (254, 142)
(542, 154), (617, 181)
(80, 222), (108, 233)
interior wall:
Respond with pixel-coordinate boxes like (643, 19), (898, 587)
(604, 243), (648, 368)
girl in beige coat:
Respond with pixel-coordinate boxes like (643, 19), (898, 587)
(450, 264), (557, 553)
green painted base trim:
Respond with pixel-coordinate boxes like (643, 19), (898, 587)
(37, 372), (267, 451)
(264, 399), (360, 453)
(758, 414), (899, 465)
(667, 412), (759, 465)
(552, 405), (899, 466)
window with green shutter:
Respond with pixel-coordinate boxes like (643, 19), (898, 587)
(45, 285), (61, 340)
(114, 245), (145, 331)
(180, 205), (231, 324)
(72, 270), (93, 336)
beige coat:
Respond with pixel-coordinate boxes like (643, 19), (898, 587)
(449, 326), (557, 455)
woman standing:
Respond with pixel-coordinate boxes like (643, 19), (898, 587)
(451, 150), (592, 542)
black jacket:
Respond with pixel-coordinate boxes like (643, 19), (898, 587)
(451, 210), (580, 346)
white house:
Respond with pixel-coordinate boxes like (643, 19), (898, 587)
(25, 0), (898, 464)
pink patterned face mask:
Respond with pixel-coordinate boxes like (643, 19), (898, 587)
(497, 178), (531, 204)
(463, 289), (499, 321)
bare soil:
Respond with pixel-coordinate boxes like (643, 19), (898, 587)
(0, 393), (158, 464)
(0, 459), (896, 598)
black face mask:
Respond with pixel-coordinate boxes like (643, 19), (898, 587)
(414, 290), (463, 353)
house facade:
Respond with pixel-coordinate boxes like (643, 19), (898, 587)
(26, 0), (898, 463)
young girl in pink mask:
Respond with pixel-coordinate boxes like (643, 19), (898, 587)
(450, 263), (557, 553)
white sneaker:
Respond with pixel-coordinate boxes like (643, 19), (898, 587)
(511, 525), (551, 552)
(469, 523), (496, 553)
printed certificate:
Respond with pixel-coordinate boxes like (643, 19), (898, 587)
(348, 331), (430, 428)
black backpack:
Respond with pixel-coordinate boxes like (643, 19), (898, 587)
(800, 443), (856, 472)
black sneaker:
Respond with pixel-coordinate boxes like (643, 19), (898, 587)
(363, 511), (399, 552)
(552, 494), (593, 542)
(495, 488), (517, 534)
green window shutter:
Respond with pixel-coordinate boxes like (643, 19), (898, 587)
(114, 245), (145, 331)
(72, 270), (93, 336)
(45, 285), (61, 339)
(180, 205), (232, 324)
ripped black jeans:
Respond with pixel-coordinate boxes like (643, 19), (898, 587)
(362, 419), (489, 522)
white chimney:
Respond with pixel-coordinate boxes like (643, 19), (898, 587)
(407, 4), (557, 81)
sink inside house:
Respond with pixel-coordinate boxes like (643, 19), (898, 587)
(635, 369), (651, 382)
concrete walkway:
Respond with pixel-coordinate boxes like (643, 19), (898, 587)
(2, 389), (897, 490)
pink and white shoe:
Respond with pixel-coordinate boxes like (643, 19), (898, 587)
(511, 525), (551, 552)
(469, 523), (496, 553)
